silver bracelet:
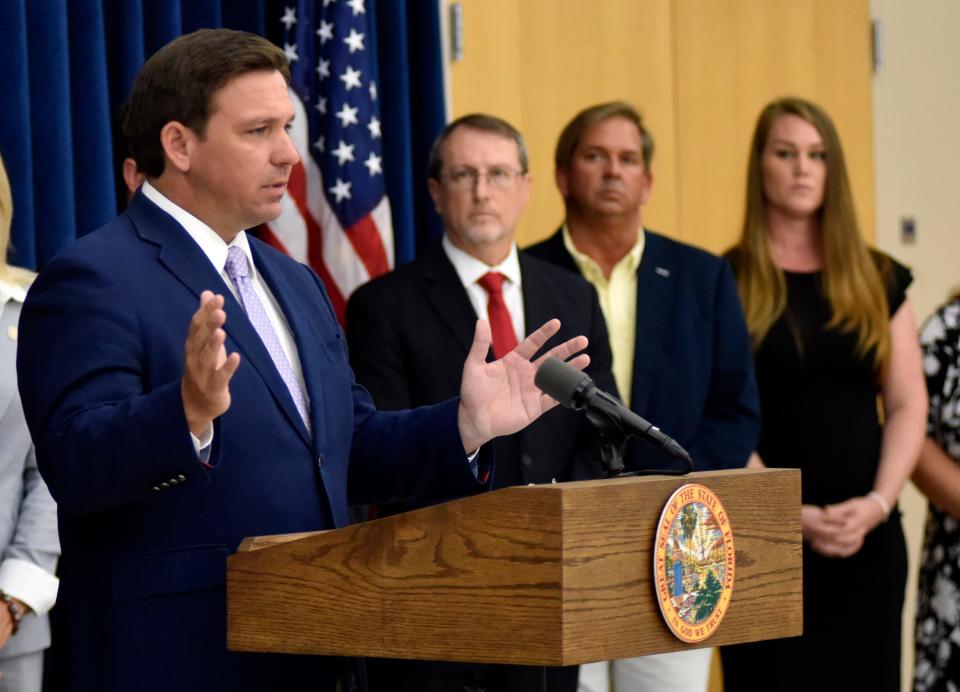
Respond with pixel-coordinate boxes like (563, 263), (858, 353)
(867, 491), (891, 519)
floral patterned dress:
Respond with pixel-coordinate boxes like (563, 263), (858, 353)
(915, 297), (960, 692)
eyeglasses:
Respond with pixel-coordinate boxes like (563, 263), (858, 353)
(439, 166), (524, 190)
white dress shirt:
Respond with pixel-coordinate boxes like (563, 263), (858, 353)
(441, 236), (525, 342)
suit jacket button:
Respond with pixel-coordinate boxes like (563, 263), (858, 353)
(176, 474), (186, 481)
(151, 486), (160, 492)
(521, 453), (533, 468)
(160, 482), (170, 489)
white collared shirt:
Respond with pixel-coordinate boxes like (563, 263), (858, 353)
(0, 277), (26, 322)
(141, 182), (309, 414)
(441, 236), (525, 343)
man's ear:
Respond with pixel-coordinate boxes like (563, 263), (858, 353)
(121, 158), (144, 196)
(639, 169), (654, 206)
(555, 166), (569, 198)
(426, 177), (443, 214)
(159, 121), (194, 173)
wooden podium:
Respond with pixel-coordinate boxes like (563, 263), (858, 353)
(227, 468), (801, 665)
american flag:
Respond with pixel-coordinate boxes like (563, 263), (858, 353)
(262, 1), (393, 324)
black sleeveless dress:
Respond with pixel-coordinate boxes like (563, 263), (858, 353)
(721, 253), (912, 692)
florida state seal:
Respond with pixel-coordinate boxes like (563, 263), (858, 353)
(653, 483), (735, 643)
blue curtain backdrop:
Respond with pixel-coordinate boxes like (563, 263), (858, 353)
(0, 0), (444, 271)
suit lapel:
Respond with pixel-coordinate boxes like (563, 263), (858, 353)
(519, 254), (550, 339)
(0, 303), (18, 420)
(630, 232), (677, 414)
(127, 192), (312, 450)
(422, 245), (480, 354)
(244, 244), (314, 449)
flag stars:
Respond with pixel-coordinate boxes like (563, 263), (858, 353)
(340, 65), (362, 91)
(283, 42), (299, 63)
(347, 0), (365, 16)
(329, 178), (352, 202)
(316, 58), (331, 80)
(343, 29), (365, 53)
(367, 116), (381, 139)
(314, 136), (325, 153)
(332, 140), (356, 165)
(317, 20), (334, 44)
(369, 81), (377, 101)
(364, 152), (382, 176)
(335, 103), (359, 127)
(280, 7), (297, 30)
(315, 97), (327, 115)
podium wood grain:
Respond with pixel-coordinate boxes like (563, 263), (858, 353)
(227, 468), (801, 665)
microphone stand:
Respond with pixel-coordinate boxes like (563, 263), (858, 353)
(584, 395), (694, 479)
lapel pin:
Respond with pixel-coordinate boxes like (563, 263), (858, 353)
(6, 326), (16, 341)
(655, 267), (671, 277)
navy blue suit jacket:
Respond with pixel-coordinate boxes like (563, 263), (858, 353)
(525, 229), (760, 472)
(16, 191), (485, 691)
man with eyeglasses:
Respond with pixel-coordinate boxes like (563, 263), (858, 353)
(526, 101), (760, 692)
(346, 113), (616, 692)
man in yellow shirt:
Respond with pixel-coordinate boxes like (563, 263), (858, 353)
(526, 101), (760, 692)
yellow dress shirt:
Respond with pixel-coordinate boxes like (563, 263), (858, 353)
(561, 225), (645, 407)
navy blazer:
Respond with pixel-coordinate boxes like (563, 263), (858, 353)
(16, 191), (486, 691)
(347, 243), (618, 492)
(525, 229), (760, 472)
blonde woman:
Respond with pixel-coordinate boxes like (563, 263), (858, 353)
(0, 154), (59, 692)
(719, 98), (926, 691)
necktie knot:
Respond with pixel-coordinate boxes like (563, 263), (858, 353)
(477, 272), (507, 295)
(224, 246), (250, 281)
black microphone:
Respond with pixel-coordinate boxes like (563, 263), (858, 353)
(534, 357), (693, 465)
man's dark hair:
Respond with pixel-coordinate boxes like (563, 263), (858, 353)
(122, 29), (290, 178)
(554, 101), (655, 171)
(427, 113), (529, 179)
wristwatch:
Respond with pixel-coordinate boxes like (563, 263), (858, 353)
(0, 591), (24, 635)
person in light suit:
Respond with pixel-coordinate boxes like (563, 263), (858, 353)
(348, 114), (617, 692)
(525, 101), (760, 692)
(15, 30), (589, 692)
(0, 153), (59, 692)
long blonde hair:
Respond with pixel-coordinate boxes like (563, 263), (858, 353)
(730, 97), (890, 372)
(0, 153), (36, 287)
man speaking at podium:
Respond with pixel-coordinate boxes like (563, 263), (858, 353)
(15, 30), (588, 692)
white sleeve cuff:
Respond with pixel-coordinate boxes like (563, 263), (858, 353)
(0, 558), (59, 615)
(191, 424), (214, 455)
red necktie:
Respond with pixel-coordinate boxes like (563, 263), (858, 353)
(477, 272), (518, 360)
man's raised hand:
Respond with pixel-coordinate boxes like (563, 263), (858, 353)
(457, 318), (589, 453)
(181, 291), (240, 436)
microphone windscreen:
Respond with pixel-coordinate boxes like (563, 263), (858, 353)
(534, 357), (591, 408)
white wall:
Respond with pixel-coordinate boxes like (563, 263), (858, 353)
(871, 1), (960, 689)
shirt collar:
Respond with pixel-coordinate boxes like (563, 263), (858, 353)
(442, 235), (522, 289)
(141, 181), (256, 279)
(561, 223), (645, 280)
(0, 277), (27, 307)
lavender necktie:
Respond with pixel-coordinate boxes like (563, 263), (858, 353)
(224, 246), (311, 432)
